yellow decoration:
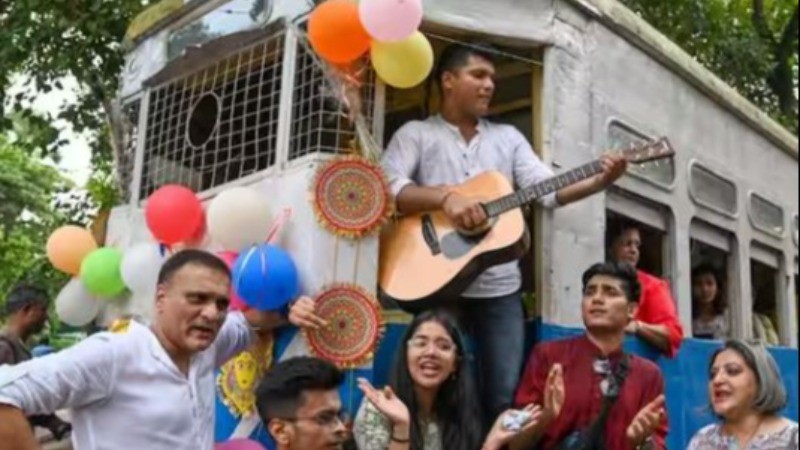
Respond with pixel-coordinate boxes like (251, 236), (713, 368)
(109, 318), (131, 334)
(125, 0), (184, 44)
(371, 31), (434, 89)
(217, 333), (274, 418)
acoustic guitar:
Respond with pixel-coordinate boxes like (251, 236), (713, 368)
(378, 138), (676, 312)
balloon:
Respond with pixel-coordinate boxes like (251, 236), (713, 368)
(46, 226), (98, 275)
(121, 243), (166, 296)
(215, 439), (266, 450)
(145, 185), (204, 245)
(232, 245), (299, 311)
(80, 248), (126, 298)
(55, 278), (101, 326)
(309, 0), (371, 64)
(208, 187), (272, 252)
(359, 0), (423, 42)
(217, 251), (248, 312)
(371, 31), (434, 89)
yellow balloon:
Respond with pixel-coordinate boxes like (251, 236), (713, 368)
(371, 31), (434, 89)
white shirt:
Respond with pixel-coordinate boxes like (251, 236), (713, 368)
(0, 312), (253, 450)
(381, 115), (558, 298)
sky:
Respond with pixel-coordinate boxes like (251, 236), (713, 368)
(8, 75), (94, 186)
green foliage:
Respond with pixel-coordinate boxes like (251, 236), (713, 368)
(621, 0), (799, 134)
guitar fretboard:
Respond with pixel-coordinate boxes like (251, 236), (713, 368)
(484, 160), (604, 217)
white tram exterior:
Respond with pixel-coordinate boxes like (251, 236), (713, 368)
(106, 0), (799, 447)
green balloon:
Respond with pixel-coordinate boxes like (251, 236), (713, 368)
(80, 248), (126, 298)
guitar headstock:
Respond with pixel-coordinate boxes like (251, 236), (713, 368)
(620, 138), (675, 165)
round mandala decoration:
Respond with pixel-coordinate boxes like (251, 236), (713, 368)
(305, 284), (384, 369)
(311, 156), (393, 239)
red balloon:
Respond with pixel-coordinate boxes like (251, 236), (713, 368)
(145, 185), (204, 245)
(217, 251), (248, 312)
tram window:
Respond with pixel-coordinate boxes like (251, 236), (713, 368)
(609, 121), (675, 186)
(689, 162), (738, 217)
(606, 213), (665, 276)
(749, 193), (786, 236)
(690, 240), (731, 340)
(751, 258), (781, 346)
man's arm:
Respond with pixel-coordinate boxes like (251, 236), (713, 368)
(555, 154), (626, 206)
(0, 405), (38, 450)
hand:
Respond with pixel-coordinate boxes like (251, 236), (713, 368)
(626, 320), (642, 335)
(626, 395), (665, 446)
(288, 296), (328, 330)
(483, 404), (544, 450)
(543, 364), (565, 421)
(596, 154), (628, 187)
(357, 378), (410, 427)
(442, 191), (488, 232)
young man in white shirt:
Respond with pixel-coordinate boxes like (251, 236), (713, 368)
(381, 41), (628, 427)
(0, 249), (325, 450)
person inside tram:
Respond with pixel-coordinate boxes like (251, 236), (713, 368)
(687, 340), (798, 449)
(607, 219), (684, 357)
(353, 309), (547, 450)
(691, 263), (730, 340)
(512, 262), (668, 450)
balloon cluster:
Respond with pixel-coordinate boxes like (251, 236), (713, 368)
(308, 0), (432, 89)
(46, 184), (300, 327)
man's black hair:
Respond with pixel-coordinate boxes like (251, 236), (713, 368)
(605, 218), (641, 250)
(433, 41), (498, 88)
(4, 284), (49, 316)
(582, 261), (642, 303)
(157, 249), (231, 285)
(255, 356), (344, 423)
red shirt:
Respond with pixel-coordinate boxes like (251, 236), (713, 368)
(635, 270), (684, 357)
(514, 336), (668, 450)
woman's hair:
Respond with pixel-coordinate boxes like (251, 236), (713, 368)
(709, 340), (788, 415)
(692, 263), (728, 316)
(389, 310), (483, 450)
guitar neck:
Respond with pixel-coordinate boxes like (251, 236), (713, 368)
(484, 160), (604, 217)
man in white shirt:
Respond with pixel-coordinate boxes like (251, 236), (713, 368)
(0, 249), (325, 450)
(381, 41), (628, 427)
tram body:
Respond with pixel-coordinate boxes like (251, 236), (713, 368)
(107, 0), (799, 447)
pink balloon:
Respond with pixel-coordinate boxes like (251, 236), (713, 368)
(217, 251), (248, 312)
(359, 0), (424, 42)
(215, 439), (265, 450)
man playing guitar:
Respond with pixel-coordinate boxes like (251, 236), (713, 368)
(380, 41), (628, 428)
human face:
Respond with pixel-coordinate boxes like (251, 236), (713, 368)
(693, 273), (719, 306)
(611, 228), (641, 267)
(155, 264), (230, 353)
(709, 349), (759, 420)
(24, 302), (49, 335)
(272, 390), (348, 450)
(406, 321), (459, 391)
(582, 274), (635, 333)
(442, 55), (496, 118)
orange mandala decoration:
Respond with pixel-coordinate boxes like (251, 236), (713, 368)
(305, 284), (384, 369)
(311, 156), (394, 239)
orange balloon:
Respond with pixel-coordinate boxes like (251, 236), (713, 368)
(309, 0), (371, 64)
(46, 226), (98, 275)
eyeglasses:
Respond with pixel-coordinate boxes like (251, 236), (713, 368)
(407, 337), (457, 355)
(278, 410), (349, 428)
(593, 358), (622, 399)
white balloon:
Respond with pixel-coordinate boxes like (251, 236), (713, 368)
(121, 243), (165, 296)
(56, 279), (100, 327)
(207, 187), (272, 252)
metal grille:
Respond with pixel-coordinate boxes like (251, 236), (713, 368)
(750, 193), (785, 235)
(289, 32), (376, 161)
(690, 163), (738, 216)
(119, 100), (140, 203)
(608, 121), (675, 186)
(140, 29), (285, 199)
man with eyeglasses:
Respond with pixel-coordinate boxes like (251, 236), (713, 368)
(510, 262), (668, 450)
(255, 357), (349, 450)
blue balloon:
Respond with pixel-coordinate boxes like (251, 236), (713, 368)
(32, 345), (54, 357)
(232, 244), (300, 311)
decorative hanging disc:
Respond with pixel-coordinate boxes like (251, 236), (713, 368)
(305, 284), (384, 369)
(311, 156), (393, 239)
(217, 332), (274, 418)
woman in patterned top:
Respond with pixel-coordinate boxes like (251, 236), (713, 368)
(691, 264), (729, 340)
(353, 310), (550, 450)
(688, 340), (798, 449)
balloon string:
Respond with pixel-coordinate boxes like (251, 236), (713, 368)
(266, 208), (293, 245)
(352, 240), (361, 285)
(332, 236), (340, 284)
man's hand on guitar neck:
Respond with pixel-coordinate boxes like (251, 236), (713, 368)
(442, 191), (489, 232)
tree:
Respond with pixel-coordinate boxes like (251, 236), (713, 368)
(620, 0), (799, 134)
